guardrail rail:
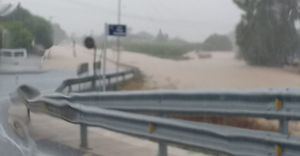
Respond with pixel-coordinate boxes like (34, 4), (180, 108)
(13, 85), (300, 156)
(55, 69), (138, 94)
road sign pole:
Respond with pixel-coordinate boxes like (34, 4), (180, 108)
(116, 0), (122, 74)
(116, 39), (121, 73)
(102, 24), (108, 92)
(118, 0), (121, 24)
(92, 47), (97, 89)
(84, 36), (98, 90)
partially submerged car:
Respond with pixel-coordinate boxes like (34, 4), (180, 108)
(0, 49), (28, 65)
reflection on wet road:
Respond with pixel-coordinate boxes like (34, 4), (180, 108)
(0, 70), (86, 156)
(0, 70), (75, 96)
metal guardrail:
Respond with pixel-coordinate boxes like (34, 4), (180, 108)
(49, 89), (300, 120)
(55, 69), (137, 93)
(14, 85), (300, 156)
(46, 89), (300, 134)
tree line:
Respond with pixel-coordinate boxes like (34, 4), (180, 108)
(0, 4), (67, 55)
(233, 0), (300, 66)
(125, 0), (300, 64)
(113, 29), (233, 59)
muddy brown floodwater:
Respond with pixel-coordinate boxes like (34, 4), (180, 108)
(107, 50), (300, 135)
(45, 44), (300, 90)
(38, 44), (300, 155)
(107, 50), (300, 90)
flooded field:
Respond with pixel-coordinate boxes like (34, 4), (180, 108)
(41, 44), (300, 91)
(0, 44), (212, 156)
(3, 44), (300, 156)
(2, 0), (299, 155)
(107, 50), (300, 90)
(44, 44), (116, 72)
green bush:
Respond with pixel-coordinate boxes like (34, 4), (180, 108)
(123, 41), (194, 59)
(0, 22), (33, 49)
(1, 6), (53, 49)
(202, 34), (233, 51)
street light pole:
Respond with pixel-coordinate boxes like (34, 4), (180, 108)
(116, 0), (122, 73)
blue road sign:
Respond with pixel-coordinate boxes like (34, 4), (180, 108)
(108, 24), (127, 37)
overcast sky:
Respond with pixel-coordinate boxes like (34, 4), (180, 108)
(7, 0), (242, 42)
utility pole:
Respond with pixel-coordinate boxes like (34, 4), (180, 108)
(116, 0), (122, 73)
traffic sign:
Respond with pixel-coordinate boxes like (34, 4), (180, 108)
(108, 24), (127, 37)
(84, 37), (96, 49)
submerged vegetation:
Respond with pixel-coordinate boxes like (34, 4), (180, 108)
(120, 30), (232, 59)
(123, 39), (196, 59)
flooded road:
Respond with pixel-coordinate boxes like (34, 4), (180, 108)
(0, 52), (81, 156)
(4, 44), (300, 156)
(0, 45), (210, 156)
(0, 70), (80, 156)
(0, 71), (75, 96)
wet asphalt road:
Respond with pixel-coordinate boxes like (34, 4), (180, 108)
(0, 70), (86, 156)
(0, 70), (75, 96)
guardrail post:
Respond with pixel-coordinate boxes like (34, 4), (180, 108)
(68, 85), (72, 94)
(278, 119), (288, 155)
(275, 98), (287, 156)
(157, 113), (168, 156)
(92, 78), (96, 90)
(158, 142), (168, 156)
(122, 73), (125, 82)
(78, 83), (81, 92)
(80, 124), (88, 149)
(107, 78), (111, 90)
(27, 108), (31, 121)
(279, 118), (289, 135)
(275, 98), (288, 135)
